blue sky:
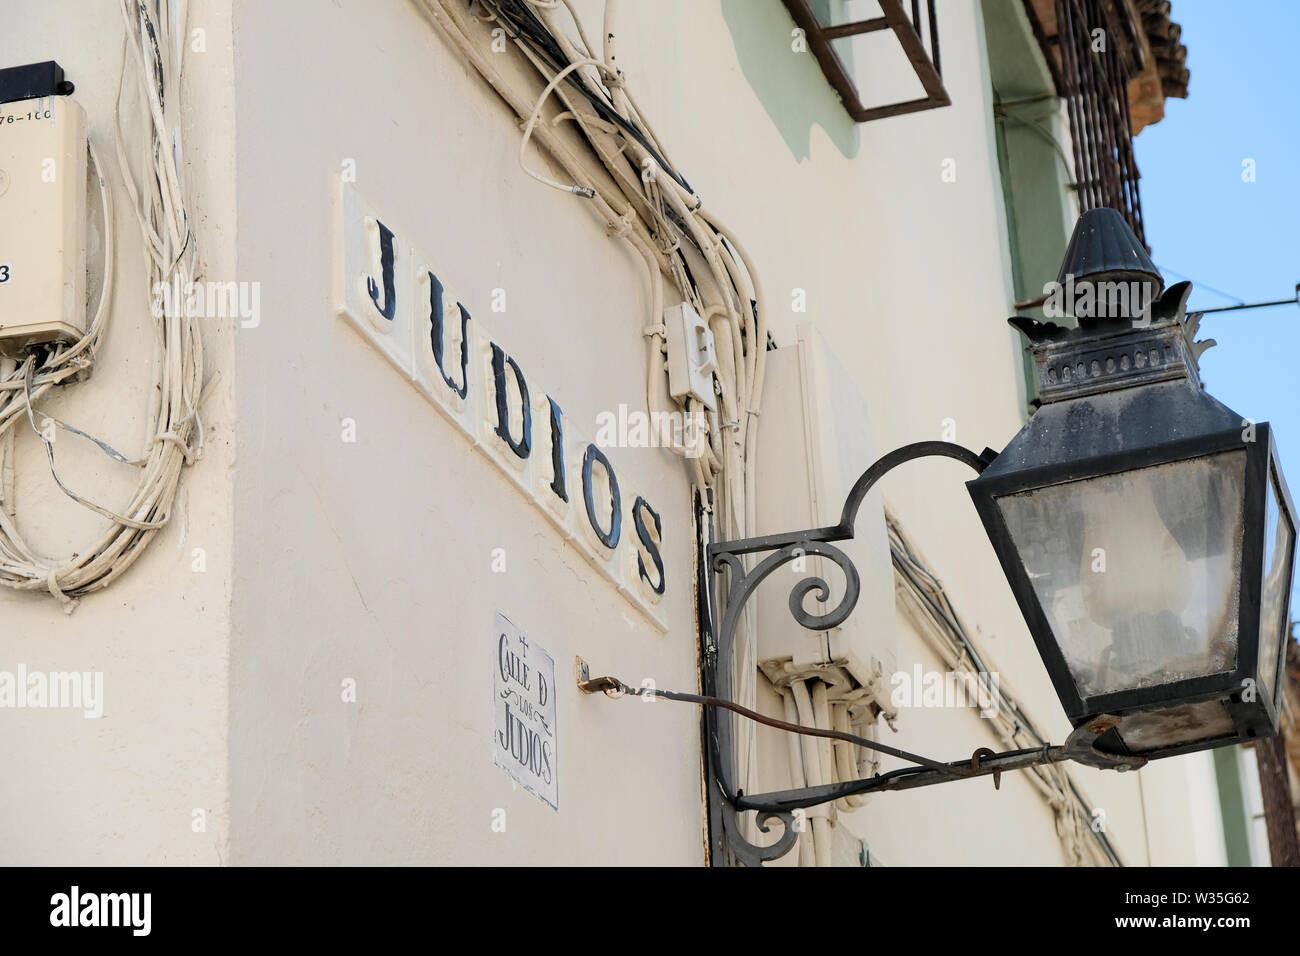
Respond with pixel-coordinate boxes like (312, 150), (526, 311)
(1134, 1), (1300, 609)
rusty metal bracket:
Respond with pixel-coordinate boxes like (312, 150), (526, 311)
(971, 747), (1002, 790)
(576, 657), (625, 697)
(1061, 714), (1149, 772)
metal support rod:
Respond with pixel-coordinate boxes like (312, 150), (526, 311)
(701, 443), (990, 864)
(1194, 286), (1299, 315)
(710, 441), (993, 558)
(578, 671), (1147, 857)
(728, 713), (1144, 811)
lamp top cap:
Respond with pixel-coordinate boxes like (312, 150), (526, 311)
(1056, 207), (1163, 293)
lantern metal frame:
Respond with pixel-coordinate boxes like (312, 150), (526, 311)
(965, 250), (1299, 761)
(967, 422), (1297, 758)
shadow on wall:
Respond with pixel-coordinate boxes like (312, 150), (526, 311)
(720, 0), (861, 161)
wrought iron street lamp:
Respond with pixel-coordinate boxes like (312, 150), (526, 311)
(968, 208), (1297, 760)
(582, 209), (1298, 867)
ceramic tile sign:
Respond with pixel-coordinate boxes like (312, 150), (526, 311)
(335, 180), (669, 633)
(493, 613), (558, 810)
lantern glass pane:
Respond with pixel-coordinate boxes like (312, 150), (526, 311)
(1258, 470), (1295, 703)
(997, 451), (1246, 699)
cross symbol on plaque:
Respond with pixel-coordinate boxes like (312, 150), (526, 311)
(518, 634), (529, 654)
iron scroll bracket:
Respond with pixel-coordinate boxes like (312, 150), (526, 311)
(700, 441), (1145, 865)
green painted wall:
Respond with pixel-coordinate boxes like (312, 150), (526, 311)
(980, 0), (1076, 415)
(721, 0), (1075, 413)
(720, 0), (861, 160)
(1213, 746), (1254, 867)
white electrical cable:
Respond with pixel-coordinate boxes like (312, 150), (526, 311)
(415, 0), (774, 859)
(0, 0), (205, 609)
(779, 688), (816, 868)
(831, 703), (868, 812)
(888, 511), (1118, 866)
(517, 57), (617, 197)
(791, 678), (832, 867)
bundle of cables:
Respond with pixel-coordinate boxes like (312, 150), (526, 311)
(413, 0), (773, 843)
(0, 0), (205, 609)
(416, 0), (767, 546)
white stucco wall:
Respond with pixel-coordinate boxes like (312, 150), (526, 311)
(221, 0), (1162, 866)
(227, 0), (701, 864)
(0, 0), (237, 865)
(0, 0), (1234, 866)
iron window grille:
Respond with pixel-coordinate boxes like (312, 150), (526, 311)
(781, 0), (950, 122)
(1023, 0), (1148, 242)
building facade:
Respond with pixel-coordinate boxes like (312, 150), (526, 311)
(0, 0), (1285, 866)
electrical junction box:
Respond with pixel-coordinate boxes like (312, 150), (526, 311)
(752, 324), (897, 707)
(663, 301), (718, 411)
(0, 87), (88, 355)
